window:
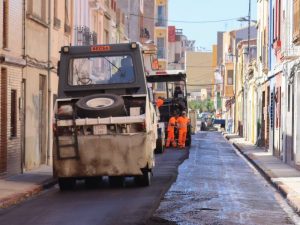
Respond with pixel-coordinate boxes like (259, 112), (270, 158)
(157, 5), (166, 26)
(156, 82), (166, 91)
(28, 0), (47, 22)
(64, 0), (71, 33)
(175, 53), (181, 63)
(69, 55), (135, 86)
(157, 38), (165, 59)
(227, 70), (233, 85)
(54, 0), (58, 18)
(105, 30), (109, 44)
(10, 90), (17, 138)
(293, 0), (300, 44)
(53, 0), (61, 28)
(3, 0), (8, 48)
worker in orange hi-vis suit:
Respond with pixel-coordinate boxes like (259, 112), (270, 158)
(156, 96), (164, 108)
(177, 111), (190, 149)
(166, 112), (178, 148)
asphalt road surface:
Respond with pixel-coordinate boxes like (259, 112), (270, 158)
(150, 132), (300, 225)
(0, 148), (188, 225)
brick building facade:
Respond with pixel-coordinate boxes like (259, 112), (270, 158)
(0, 0), (25, 176)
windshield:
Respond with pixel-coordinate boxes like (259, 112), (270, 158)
(68, 55), (135, 86)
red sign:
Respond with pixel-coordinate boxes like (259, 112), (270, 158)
(91, 45), (111, 52)
(168, 26), (176, 42)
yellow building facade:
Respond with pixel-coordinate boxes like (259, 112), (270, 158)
(186, 51), (214, 96)
(155, 0), (168, 70)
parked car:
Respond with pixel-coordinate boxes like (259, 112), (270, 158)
(213, 119), (226, 131)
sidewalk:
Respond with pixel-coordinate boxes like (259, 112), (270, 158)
(225, 133), (300, 214)
(0, 165), (55, 209)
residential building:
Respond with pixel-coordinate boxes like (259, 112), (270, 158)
(117, 0), (145, 43)
(278, 0), (300, 169)
(219, 26), (256, 133)
(0, 0), (25, 176)
(23, 0), (52, 170)
(185, 51), (214, 98)
(73, 0), (103, 46)
(49, 0), (74, 164)
(256, 0), (270, 149)
(143, 0), (155, 42)
(0, 0), (74, 176)
(168, 27), (195, 70)
(155, 0), (168, 70)
(22, 0), (74, 171)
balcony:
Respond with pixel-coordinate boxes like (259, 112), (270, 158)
(75, 26), (97, 46)
(64, 23), (71, 34)
(53, 17), (61, 29)
(293, 33), (300, 45)
(140, 28), (150, 39)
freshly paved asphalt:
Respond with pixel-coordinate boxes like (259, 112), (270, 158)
(0, 148), (188, 225)
(150, 132), (298, 225)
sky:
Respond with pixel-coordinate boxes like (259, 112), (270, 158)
(168, 0), (257, 51)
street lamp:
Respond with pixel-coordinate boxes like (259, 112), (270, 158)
(237, 17), (257, 23)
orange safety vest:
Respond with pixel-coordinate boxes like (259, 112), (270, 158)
(177, 116), (189, 130)
(156, 98), (164, 108)
(167, 117), (177, 132)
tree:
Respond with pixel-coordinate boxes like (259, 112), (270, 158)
(188, 99), (215, 113)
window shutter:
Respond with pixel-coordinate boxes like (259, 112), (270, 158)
(293, 0), (300, 44)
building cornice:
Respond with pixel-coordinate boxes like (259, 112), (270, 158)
(0, 55), (26, 67)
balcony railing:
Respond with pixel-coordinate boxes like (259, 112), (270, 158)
(75, 26), (97, 46)
(54, 17), (61, 28)
(64, 23), (71, 34)
(140, 28), (150, 39)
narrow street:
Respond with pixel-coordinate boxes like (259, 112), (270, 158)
(150, 132), (300, 225)
(0, 149), (188, 225)
(1, 132), (300, 225)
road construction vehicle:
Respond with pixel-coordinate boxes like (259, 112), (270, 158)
(53, 43), (158, 190)
(146, 71), (192, 148)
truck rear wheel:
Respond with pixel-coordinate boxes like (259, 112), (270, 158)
(76, 94), (125, 118)
(185, 134), (192, 147)
(155, 138), (164, 154)
(85, 177), (102, 188)
(135, 170), (151, 187)
(109, 176), (125, 188)
(58, 178), (76, 191)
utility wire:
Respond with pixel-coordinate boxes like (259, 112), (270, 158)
(130, 13), (241, 24)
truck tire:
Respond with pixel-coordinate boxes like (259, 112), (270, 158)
(85, 177), (102, 188)
(58, 178), (76, 191)
(76, 94), (125, 118)
(185, 134), (192, 147)
(155, 138), (164, 154)
(109, 176), (125, 188)
(135, 170), (151, 187)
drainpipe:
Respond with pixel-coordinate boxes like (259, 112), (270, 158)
(21, 0), (26, 173)
(47, 0), (52, 165)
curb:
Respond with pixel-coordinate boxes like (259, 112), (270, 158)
(0, 177), (57, 209)
(229, 139), (300, 215)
